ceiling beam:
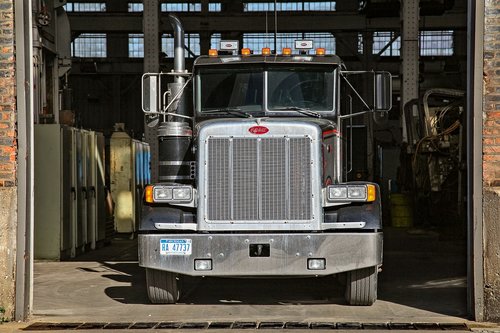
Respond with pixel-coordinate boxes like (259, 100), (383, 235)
(68, 12), (467, 33)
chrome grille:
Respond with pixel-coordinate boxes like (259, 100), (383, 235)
(206, 136), (312, 222)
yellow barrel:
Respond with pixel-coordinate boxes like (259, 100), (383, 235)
(390, 193), (413, 227)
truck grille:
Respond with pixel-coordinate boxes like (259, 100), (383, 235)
(206, 136), (312, 222)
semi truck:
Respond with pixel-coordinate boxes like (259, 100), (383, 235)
(139, 14), (392, 306)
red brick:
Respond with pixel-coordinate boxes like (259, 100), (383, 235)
(485, 111), (500, 119)
(484, 146), (500, 154)
(484, 155), (500, 162)
(484, 138), (495, 145)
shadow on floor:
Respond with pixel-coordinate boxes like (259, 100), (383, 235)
(84, 228), (467, 318)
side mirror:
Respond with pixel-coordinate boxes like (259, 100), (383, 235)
(374, 72), (392, 112)
(142, 74), (159, 113)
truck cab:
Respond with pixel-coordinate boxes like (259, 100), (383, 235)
(139, 16), (391, 306)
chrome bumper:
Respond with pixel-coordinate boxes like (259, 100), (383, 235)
(139, 232), (382, 276)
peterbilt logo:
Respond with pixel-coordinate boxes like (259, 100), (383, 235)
(300, 42), (308, 47)
(248, 126), (269, 135)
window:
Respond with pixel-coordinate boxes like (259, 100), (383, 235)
(243, 32), (335, 55)
(197, 65), (336, 113)
(211, 33), (222, 50)
(420, 30), (453, 56)
(209, 2), (222, 12)
(268, 67), (335, 111)
(129, 34), (144, 58)
(372, 31), (401, 56)
(371, 30), (454, 57)
(243, 1), (335, 12)
(128, 3), (143, 12)
(72, 33), (107, 57)
(64, 2), (106, 11)
(161, 3), (202, 12)
(303, 1), (336, 11)
(198, 66), (264, 112)
(358, 33), (364, 54)
(162, 33), (200, 58)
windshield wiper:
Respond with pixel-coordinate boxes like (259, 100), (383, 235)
(272, 106), (322, 118)
(203, 107), (253, 118)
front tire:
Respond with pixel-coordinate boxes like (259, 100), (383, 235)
(146, 268), (180, 304)
(345, 266), (378, 306)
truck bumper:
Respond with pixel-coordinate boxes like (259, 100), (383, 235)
(139, 232), (382, 276)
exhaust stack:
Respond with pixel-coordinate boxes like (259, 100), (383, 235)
(169, 13), (185, 79)
(157, 14), (194, 184)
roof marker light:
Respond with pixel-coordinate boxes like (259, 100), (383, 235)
(262, 47), (271, 56)
(282, 47), (292, 56)
(316, 48), (326, 56)
(241, 48), (251, 56)
(208, 49), (218, 57)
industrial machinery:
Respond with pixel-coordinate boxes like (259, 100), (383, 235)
(110, 124), (151, 234)
(138, 14), (392, 305)
(403, 89), (466, 228)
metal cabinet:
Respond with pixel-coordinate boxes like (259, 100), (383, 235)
(35, 125), (107, 260)
(35, 125), (76, 259)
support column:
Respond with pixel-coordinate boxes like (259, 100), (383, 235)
(400, 0), (420, 143)
(107, 0), (129, 58)
(143, 0), (160, 182)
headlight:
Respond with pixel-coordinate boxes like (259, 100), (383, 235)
(146, 185), (194, 203)
(326, 184), (376, 202)
(153, 187), (172, 201)
(329, 186), (347, 199)
(173, 187), (192, 201)
(347, 186), (367, 199)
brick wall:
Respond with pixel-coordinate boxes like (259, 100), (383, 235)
(0, 0), (16, 186)
(0, 0), (16, 320)
(483, 0), (500, 322)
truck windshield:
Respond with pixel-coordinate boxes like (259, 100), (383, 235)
(196, 65), (336, 115)
(268, 66), (335, 111)
(198, 66), (264, 112)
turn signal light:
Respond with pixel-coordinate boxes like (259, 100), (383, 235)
(208, 49), (218, 56)
(367, 184), (376, 202)
(241, 48), (251, 56)
(315, 48), (326, 56)
(145, 185), (154, 203)
(262, 47), (271, 56)
(282, 47), (292, 56)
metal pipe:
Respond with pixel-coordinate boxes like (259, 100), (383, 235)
(167, 13), (191, 118)
(168, 13), (185, 76)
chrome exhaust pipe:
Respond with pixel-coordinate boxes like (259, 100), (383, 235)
(168, 13), (185, 79)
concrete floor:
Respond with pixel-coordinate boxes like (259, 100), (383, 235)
(0, 227), (483, 332)
(22, 227), (470, 326)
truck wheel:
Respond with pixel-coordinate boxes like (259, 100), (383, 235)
(145, 268), (180, 304)
(345, 266), (378, 306)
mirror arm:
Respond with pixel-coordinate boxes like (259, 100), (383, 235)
(340, 74), (373, 112)
(338, 110), (369, 120)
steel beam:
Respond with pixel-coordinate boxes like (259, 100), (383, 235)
(467, 0), (484, 321)
(400, 1), (420, 144)
(68, 12), (467, 33)
(143, 0), (160, 182)
(14, 0), (34, 321)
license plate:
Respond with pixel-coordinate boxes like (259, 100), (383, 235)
(160, 239), (192, 255)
